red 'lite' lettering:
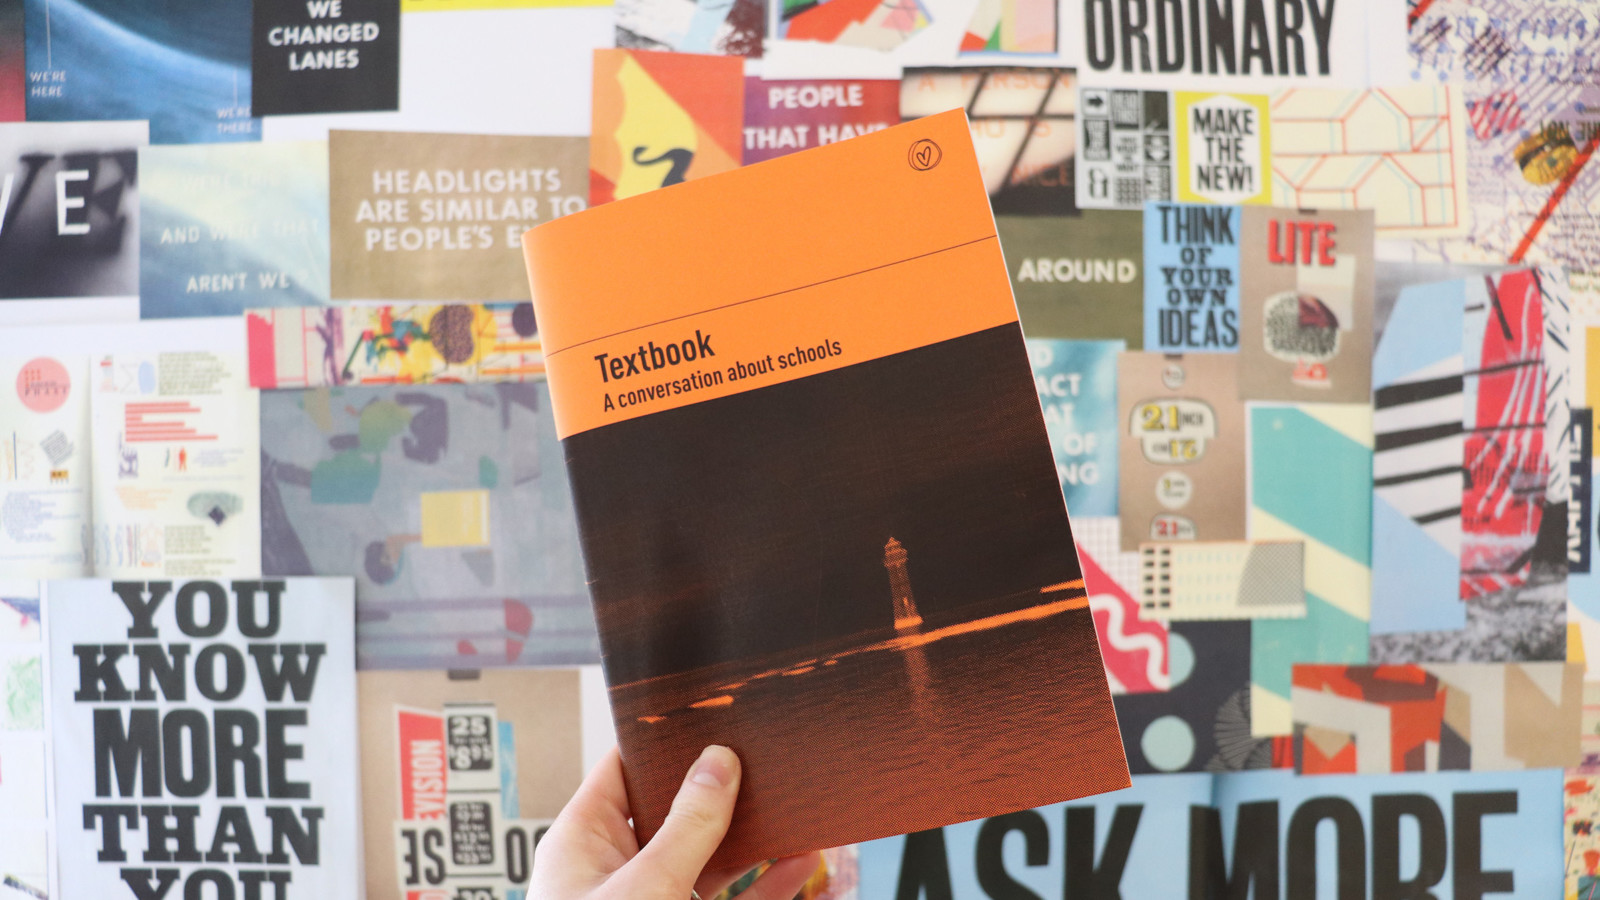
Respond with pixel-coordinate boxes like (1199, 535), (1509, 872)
(1267, 219), (1338, 266)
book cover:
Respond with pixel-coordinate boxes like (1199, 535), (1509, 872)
(1113, 619), (1265, 773)
(1269, 87), (1464, 240)
(47, 578), (361, 900)
(959, 0), (1056, 55)
(1292, 663), (1583, 774)
(358, 668), (581, 900)
(1370, 276), (1466, 635)
(523, 109), (1127, 866)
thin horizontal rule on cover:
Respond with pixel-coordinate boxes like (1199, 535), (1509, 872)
(524, 110), (1020, 439)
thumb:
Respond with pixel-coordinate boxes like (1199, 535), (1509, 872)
(623, 745), (741, 892)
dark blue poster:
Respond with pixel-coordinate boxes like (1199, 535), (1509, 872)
(24, 0), (259, 144)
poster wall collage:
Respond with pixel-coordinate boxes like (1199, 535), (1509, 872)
(0, 0), (1597, 897)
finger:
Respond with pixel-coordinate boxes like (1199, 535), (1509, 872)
(693, 862), (761, 899)
(533, 747), (637, 887)
(623, 745), (741, 890)
(738, 852), (824, 900)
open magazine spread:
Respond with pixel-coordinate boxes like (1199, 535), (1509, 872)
(522, 109), (1129, 866)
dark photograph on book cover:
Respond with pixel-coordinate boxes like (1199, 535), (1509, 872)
(564, 322), (1128, 866)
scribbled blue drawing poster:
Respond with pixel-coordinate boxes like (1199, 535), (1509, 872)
(1027, 338), (1122, 517)
(261, 381), (599, 669)
(24, 0), (259, 144)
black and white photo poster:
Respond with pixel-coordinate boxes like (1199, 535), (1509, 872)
(47, 578), (359, 900)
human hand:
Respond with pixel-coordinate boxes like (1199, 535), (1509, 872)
(529, 744), (823, 900)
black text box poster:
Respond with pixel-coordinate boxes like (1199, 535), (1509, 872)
(252, 0), (399, 115)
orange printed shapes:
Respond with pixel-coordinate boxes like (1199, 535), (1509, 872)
(590, 49), (745, 205)
(1291, 663), (1583, 775)
(528, 110), (1015, 439)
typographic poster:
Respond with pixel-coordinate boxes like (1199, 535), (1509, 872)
(1174, 91), (1270, 205)
(1117, 352), (1247, 550)
(1144, 203), (1240, 353)
(1027, 339), (1120, 518)
(0, 121), (145, 301)
(742, 78), (898, 165)
(140, 142), (331, 318)
(997, 211), (1143, 346)
(48, 578), (361, 900)
(1076, 87), (1170, 210)
(359, 668), (581, 900)
(251, 0), (401, 115)
(1069, 0), (1366, 89)
(331, 131), (585, 301)
(1237, 206), (1376, 403)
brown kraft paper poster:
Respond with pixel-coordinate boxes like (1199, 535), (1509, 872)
(331, 130), (587, 301)
(357, 668), (582, 900)
(1118, 351), (1248, 551)
(1237, 206), (1375, 403)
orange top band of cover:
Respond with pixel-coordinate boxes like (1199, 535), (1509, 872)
(522, 109), (1021, 439)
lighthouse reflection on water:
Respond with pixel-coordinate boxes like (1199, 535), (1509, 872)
(885, 536), (936, 721)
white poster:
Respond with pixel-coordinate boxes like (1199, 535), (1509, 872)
(0, 579), (50, 900)
(48, 578), (359, 900)
(90, 353), (261, 579)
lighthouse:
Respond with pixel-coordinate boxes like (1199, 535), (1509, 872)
(884, 537), (922, 630)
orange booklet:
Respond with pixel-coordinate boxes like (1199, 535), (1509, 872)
(523, 109), (1129, 867)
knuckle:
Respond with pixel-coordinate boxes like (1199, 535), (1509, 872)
(668, 797), (723, 833)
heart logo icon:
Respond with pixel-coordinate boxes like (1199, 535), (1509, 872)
(907, 139), (942, 171)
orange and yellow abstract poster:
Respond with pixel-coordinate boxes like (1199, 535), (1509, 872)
(589, 49), (744, 205)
